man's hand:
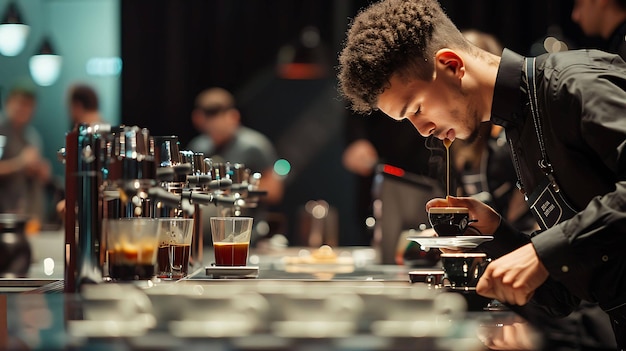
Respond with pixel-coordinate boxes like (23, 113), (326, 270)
(476, 243), (549, 305)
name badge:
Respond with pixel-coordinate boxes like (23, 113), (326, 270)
(527, 176), (578, 230)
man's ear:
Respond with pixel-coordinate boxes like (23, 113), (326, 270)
(434, 49), (465, 79)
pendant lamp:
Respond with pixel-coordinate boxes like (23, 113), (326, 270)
(0, 1), (29, 56)
(29, 37), (62, 87)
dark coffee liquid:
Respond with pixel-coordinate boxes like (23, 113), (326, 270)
(109, 264), (155, 280)
(214, 242), (249, 266)
(107, 245), (157, 280)
(429, 210), (470, 236)
(157, 244), (191, 277)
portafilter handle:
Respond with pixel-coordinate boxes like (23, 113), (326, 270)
(148, 187), (243, 216)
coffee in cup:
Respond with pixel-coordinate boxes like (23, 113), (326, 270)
(156, 218), (194, 279)
(210, 217), (253, 266)
(428, 207), (471, 236)
(440, 252), (489, 289)
(105, 218), (160, 280)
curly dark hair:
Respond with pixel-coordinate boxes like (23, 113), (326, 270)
(338, 0), (469, 114)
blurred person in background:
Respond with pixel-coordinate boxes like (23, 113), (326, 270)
(67, 83), (103, 127)
(0, 84), (51, 234)
(453, 29), (537, 233)
(56, 83), (103, 219)
(188, 87), (284, 244)
(572, 0), (626, 58)
(188, 87), (283, 205)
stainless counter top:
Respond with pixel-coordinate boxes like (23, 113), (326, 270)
(0, 233), (542, 350)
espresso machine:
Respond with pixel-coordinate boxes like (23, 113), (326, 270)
(62, 124), (156, 292)
(150, 144), (234, 267)
(62, 124), (268, 292)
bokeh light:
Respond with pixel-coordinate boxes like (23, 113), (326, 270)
(273, 159), (291, 177)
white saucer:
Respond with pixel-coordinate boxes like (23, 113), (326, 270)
(406, 235), (494, 249)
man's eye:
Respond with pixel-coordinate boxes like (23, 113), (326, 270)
(414, 106), (422, 115)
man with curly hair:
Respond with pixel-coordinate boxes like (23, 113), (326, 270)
(338, 0), (626, 348)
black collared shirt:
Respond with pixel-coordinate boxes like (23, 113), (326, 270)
(491, 49), (626, 307)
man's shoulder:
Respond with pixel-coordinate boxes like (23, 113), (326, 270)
(543, 49), (626, 70)
(187, 134), (213, 153)
(237, 127), (273, 148)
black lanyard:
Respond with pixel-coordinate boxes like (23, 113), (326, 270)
(509, 57), (578, 229)
(510, 58), (561, 197)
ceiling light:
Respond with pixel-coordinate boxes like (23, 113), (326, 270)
(0, 2), (29, 56)
(29, 38), (62, 87)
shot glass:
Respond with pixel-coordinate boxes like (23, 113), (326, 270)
(210, 217), (253, 266)
(157, 218), (194, 279)
(105, 218), (160, 280)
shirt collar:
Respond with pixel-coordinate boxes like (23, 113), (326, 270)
(491, 48), (526, 128)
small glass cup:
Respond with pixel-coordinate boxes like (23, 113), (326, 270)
(105, 218), (159, 280)
(210, 217), (253, 266)
(156, 218), (194, 279)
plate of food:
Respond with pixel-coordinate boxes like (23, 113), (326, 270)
(406, 235), (494, 249)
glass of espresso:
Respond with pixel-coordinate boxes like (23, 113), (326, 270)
(210, 217), (253, 266)
(105, 218), (160, 280)
(156, 218), (194, 279)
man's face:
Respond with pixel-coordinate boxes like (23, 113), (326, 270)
(5, 94), (36, 127)
(572, 0), (605, 37)
(377, 74), (482, 142)
(197, 105), (237, 146)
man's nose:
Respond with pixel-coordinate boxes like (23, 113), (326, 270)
(410, 120), (435, 137)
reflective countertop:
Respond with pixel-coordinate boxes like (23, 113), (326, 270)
(0, 231), (542, 351)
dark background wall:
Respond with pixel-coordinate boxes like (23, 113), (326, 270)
(120, 0), (600, 246)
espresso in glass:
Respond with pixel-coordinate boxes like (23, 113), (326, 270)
(213, 242), (249, 266)
(210, 217), (253, 267)
(157, 244), (191, 277)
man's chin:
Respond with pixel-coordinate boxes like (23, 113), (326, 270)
(463, 129), (481, 144)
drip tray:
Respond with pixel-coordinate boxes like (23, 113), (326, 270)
(204, 266), (259, 279)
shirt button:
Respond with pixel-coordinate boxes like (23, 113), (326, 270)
(602, 255), (609, 262)
(561, 265), (569, 273)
